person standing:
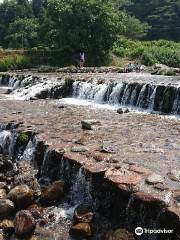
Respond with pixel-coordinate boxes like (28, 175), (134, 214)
(79, 52), (85, 68)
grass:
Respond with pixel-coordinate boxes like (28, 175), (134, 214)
(0, 53), (32, 72)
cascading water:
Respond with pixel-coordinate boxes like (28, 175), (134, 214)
(71, 80), (180, 114)
(0, 130), (15, 155)
(19, 138), (36, 161)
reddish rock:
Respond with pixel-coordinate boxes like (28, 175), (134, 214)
(70, 223), (92, 237)
(0, 199), (15, 218)
(106, 170), (142, 186)
(74, 204), (94, 223)
(41, 180), (64, 205)
(105, 228), (135, 240)
(14, 210), (36, 237)
(7, 185), (34, 209)
(129, 165), (151, 175)
(133, 192), (164, 204)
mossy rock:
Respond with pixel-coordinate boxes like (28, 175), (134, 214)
(18, 132), (30, 145)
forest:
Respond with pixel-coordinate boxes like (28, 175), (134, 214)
(0, 0), (179, 68)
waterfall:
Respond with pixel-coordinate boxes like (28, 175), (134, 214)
(19, 138), (36, 161)
(0, 130), (14, 155)
(71, 167), (93, 205)
(172, 88), (180, 114)
(72, 80), (180, 114)
(109, 83), (123, 105)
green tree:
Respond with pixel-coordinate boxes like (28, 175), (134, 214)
(6, 18), (39, 48)
(0, 0), (33, 47)
(32, 0), (47, 20)
(128, 0), (180, 41)
(44, 0), (127, 64)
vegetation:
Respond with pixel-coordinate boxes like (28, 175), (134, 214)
(127, 0), (180, 41)
(0, 53), (31, 71)
(0, 0), (179, 68)
(113, 38), (180, 68)
(18, 132), (30, 145)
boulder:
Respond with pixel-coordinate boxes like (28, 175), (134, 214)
(81, 119), (101, 130)
(117, 108), (123, 114)
(14, 210), (36, 237)
(41, 180), (64, 205)
(146, 173), (164, 185)
(74, 204), (94, 223)
(117, 108), (130, 114)
(0, 199), (15, 218)
(151, 64), (180, 76)
(70, 223), (92, 237)
(7, 185), (33, 209)
(167, 170), (180, 182)
(0, 219), (14, 235)
(105, 229), (135, 240)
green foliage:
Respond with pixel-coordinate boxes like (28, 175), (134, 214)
(18, 132), (29, 144)
(6, 18), (39, 48)
(0, 0), (33, 47)
(113, 38), (180, 67)
(0, 54), (31, 72)
(127, 0), (180, 41)
(44, 0), (122, 65)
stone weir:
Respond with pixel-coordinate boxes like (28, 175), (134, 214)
(0, 99), (179, 240)
(0, 72), (180, 115)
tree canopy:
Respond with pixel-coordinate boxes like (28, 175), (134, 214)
(127, 0), (180, 41)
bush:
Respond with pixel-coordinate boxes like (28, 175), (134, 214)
(112, 38), (180, 68)
(0, 54), (32, 71)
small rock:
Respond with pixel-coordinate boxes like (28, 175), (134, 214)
(146, 173), (164, 185)
(7, 185), (34, 209)
(57, 104), (65, 109)
(81, 119), (101, 130)
(167, 170), (180, 182)
(41, 180), (64, 205)
(117, 108), (123, 114)
(124, 108), (130, 113)
(0, 189), (6, 199)
(0, 219), (14, 235)
(74, 204), (94, 223)
(117, 108), (130, 114)
(14, 210), (36, 237)
(0, 199), (15, 218)
(71, 146), (89, 153)
(70, 223), (92, 237)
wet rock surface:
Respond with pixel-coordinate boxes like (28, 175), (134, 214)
(0, 71), (180, 239)
(14, 210), (36, 237)
(7, 185), (34, 209)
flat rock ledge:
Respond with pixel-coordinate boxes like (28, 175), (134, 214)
(0, 99), (179, 233)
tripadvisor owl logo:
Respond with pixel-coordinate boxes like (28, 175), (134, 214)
(135, 227), (143, 236)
